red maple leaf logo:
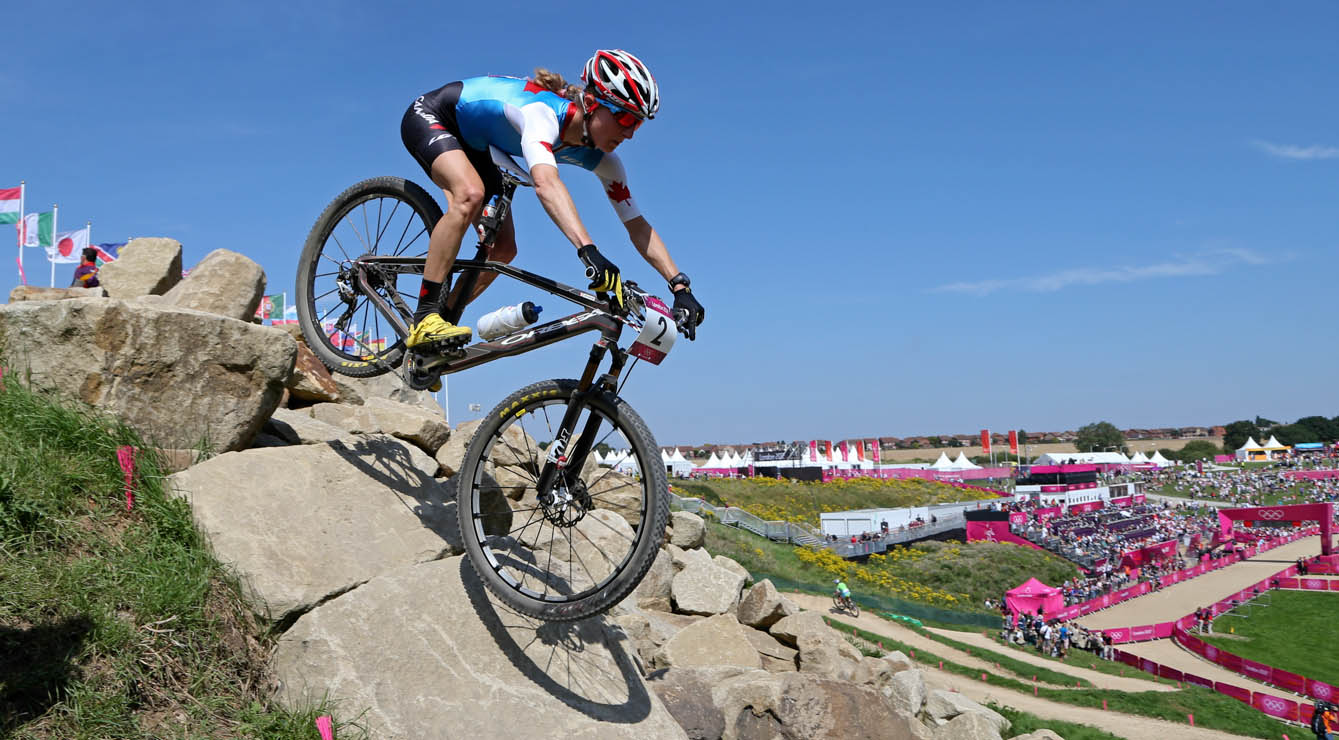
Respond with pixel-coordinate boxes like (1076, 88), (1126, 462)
(605, 180), (632, 204)
(540, 141), (553, 152)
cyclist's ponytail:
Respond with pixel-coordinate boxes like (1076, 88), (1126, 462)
(531, 68), (581, 100)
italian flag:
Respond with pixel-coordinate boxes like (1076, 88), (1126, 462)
(0, 186), (19, 225)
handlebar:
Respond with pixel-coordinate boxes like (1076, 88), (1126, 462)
(618, 281), (694, 335)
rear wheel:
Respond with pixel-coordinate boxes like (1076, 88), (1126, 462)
(457, 379), (669, 621)
(295, 176), (442, 377)
(848, 599), (860, 618)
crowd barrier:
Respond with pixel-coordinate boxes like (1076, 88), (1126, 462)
(1283, 469), (1339, 480)
(1081, 528), (1331, 723)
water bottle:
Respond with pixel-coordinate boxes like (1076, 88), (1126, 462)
(477, 301), (542, 340)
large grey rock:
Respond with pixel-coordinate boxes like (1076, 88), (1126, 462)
(309, 397), (449, 455)
(671, 561), (747, 616)
(273, 557), (687, 740)
(924, 690), (1009, 734)
(0, 298), (293, 452)
(768, 610), (831, 647)
(330, 371), (442, 413)
(647, 666), (752, 740)
(160, 248), (264, 321)
(264, 407), (352, 445)
(652, 613), (762, 670)
(435, 419), (483, 477)
(713, 671), (922, 740)
(742, 625), (798, 670)
(612, 608), (699, 668)
(883, 650), (916, 673)
(668, 510), (706, 548)
(737, 579), (798, 629)
(796, 630), (862, 680)
(8, 285), (105, 302)
(933, 711), (1004, 740)
(169, 437), (460, 622)
(670, 543), (714, 571)
(1008, 731), (1063, 740)
(631, 547), (675, 612)
(851, 655), (896, 688)
(287, 343), (339, 402)
(886, 668), (927, 716)
(713, 555), (752, 585)
(97, 237), (182, 298)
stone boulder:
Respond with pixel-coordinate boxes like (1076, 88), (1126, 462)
(669, 543), (714, 571)
(851, 655), (896, 688)
(273, 557), (688, 739)
(435, 419), (483, 477)
(652, 614), (762, 670)
(769, 610), (831, 647)
(630, 547), (674, 612)
(924, 690), (1009, 734)
(330, 370), (441, 413)
(713, 555), (752, 585)
(796, 630), (862, 680)
(160, 248), (265, 321)
(646, 666), (754, 740)
(612, 608), (699, 668)
(8, 285), (105, 302)
(1008, 731), (1063, 740)
(668, 510), (706, 548)
(742, 625), (798, 671)
(933, 712), (1003, 740)
(712, 670), (925, 740)
(263, 407), (352, 445)
(97, 237), (182, 298)
(287, 343), (339, 403)
(170, 437), (459, 622)
(886, 668), (927, 716)
(737, 579), (798, 629)
(309, 397), (448, 455)
(0, 298), (293, 452)
(671, 561), (747, 616)
(883, 650), (916, 673)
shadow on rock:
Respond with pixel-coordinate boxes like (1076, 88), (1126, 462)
(0, 615), (94, 732)
(459, 558), (653, 725)
(326, 436), (462, 552)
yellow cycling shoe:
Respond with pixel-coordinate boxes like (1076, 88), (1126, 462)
(407, 313), (472, 349)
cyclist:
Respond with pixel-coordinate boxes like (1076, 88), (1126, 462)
(834, 578), (852, 607)
(399, 49), (706, 354)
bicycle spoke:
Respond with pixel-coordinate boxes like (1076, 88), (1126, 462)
(581, 508), (638, 544)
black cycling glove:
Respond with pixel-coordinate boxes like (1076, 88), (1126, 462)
(672, 288), (705, 341)
(577, 244), (624, 311)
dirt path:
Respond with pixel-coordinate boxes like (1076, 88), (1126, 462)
(786, 592), (1172, 693)
(1080, 535), (1334, 629)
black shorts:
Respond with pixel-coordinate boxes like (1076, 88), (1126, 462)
(400, 81), (502, 199)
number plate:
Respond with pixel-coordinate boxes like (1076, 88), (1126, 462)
(628, 296), (677, 365)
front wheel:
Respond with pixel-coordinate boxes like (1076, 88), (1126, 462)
(848, 599), (860, 618)
(295, 176), (443, 377)
(457, 379), (669, 621)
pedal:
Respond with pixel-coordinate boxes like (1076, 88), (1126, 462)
(423, 334), (470, 358)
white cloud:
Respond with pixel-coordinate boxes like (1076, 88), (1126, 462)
(1253, 140), (1339, 160)
(933, 249), (1270, 296)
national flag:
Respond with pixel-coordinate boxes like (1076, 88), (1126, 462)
(21, 212), (54, 248)
(980, 429), (991, 455)
(0, 187), (20, 225)
(92, 241), (125, 262)
(48, 227), (88, 264)
(254, 293), (285, 321)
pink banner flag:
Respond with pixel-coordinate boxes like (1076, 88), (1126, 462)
(117, 445), (137, 511)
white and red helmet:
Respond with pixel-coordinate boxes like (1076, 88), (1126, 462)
(582, 49), (659, 120)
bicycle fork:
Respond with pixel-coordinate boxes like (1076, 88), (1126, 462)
(534, 342), (628, 511)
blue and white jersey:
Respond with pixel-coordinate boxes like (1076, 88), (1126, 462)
(453, 75), (642, 222)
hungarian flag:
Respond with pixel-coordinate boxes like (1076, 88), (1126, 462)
(20, 212), (53, 248)
(48, 227), (88, 263)
(0, 186), (19, 225)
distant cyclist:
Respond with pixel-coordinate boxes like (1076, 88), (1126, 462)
(834, 579), (851, 603)
(399, 49), (706, 353)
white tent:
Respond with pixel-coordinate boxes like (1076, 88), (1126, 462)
(1148, 451), (1172, 466)
(1235, 436), (1267, 461)
(666, 448), (694, 477)
(612, 454), (640, 476)
(728, 451), (744, 467)
(1129, 451), (1149, 463)
(952, 452), (981, 470)
(930, 452), (955, 470)
(1262, 436), (1288, 450)
(703, 452), (724, 468)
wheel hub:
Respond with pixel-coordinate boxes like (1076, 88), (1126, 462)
(541, 477), (593, 528)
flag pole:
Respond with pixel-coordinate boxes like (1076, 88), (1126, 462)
(16, 181), (24, 276)
(50, 204), (58, 288)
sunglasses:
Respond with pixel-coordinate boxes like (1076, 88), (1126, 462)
(596, 99), (644, 131)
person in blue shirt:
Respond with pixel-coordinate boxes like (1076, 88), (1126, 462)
(399, 49), (705, 352)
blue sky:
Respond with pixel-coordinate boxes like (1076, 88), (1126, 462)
(4, 2), (1336, 445)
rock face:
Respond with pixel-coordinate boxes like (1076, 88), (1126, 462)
(737, 579), (798, 629)
(769, 611), (831, 647)
(647, 666), (752, 740)
(672, 561), (747, 616)
(169, 438), (459, 622)
(309, 397), (449, 455)
(160, 249), (265, 321)
(631, 547), (675, 611)
(669, 510), (706, 548)
(264, 407), (351, 445)
(97, 237), (182, 298)
(273, 556), (688, 739)
(0, 298), (294, 452)
(330, 370), (442, 413)
(287, 343), (340, 402)
(653, 614), (762, 670)
(712, 670), (921, 740)
(924, 690), (1009, 734)
(8, 285), (105, 302)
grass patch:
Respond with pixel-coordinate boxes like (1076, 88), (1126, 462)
(672, 476), (998, 528)
(983, 631), (1169, 686)
(825, 615), (1297, 739)
(704, 520), (1079, 615)
(1204, 590), (1339, 686)
(0, 371), (365, 738)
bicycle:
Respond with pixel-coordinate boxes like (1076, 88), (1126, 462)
(294, 147), (691, 621)
(832, 590), (860, 618)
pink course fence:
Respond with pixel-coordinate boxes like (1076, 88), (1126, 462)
(1086, 528), (1332, 723)
(1283, 469), (1339, 480)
